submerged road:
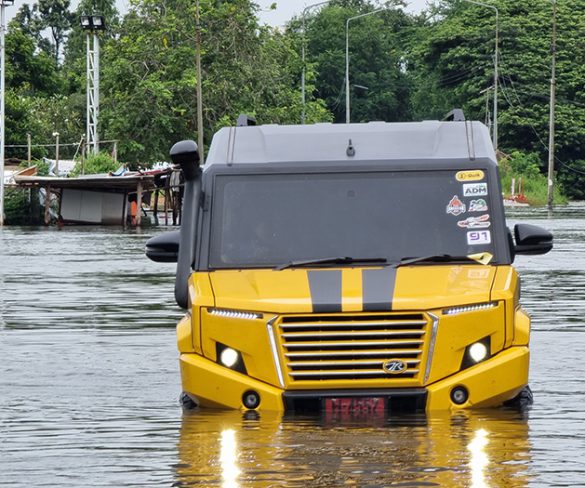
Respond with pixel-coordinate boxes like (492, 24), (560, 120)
(1, 204), (584, 487)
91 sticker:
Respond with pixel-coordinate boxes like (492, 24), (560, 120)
(467, 230), (491, 245)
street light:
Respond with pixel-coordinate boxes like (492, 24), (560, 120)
(80, 14), (105, 156)
(0, 0), (14, 226)
(459, 0), (499, 151)
(345, 9), (384, 124)
(301, 0), (331, 124)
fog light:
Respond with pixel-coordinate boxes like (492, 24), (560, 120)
(469, 342), (488, 363)
(451, 386), (469, 405)
(242, 390), (260, 409)
(220, 348), (239, 368)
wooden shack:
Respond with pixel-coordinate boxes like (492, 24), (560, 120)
(14, 170), (166, 226)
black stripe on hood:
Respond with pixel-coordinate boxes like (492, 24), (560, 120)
(362, 268), (396, 311)
(307, 270), (342, 313)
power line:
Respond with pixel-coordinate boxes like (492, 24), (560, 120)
(499, 79), (585, 176)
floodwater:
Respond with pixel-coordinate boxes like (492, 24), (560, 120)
(1, 204), (584, 487)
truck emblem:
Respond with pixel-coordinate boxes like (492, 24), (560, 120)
(383, 359), (407, 374)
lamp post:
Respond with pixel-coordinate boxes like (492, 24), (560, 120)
(547, 0), (557, 212)
(345, 9), (384, 124)
(460, 0), (499, 151)
(80, 14), (105, 156)
(53, 131), (60, 175)
(0, 0), (14, 226)
(301, 0), (331, 124)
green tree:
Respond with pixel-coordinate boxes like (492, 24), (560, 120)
(409, 0), (585, 198)
(291, 0), (412, 123)
(99, 0), (329, 163)
(13, 0), (75, 64)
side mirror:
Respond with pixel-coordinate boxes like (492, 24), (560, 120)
(145, 231), (180, 263)
(514, 223), (553, 255)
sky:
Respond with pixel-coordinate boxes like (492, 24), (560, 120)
(257, 0), (431, 26)
(5, 0), (432, 26)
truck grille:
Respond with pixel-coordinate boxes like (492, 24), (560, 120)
(277, 313), (429, 382)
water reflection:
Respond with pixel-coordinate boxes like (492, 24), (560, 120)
(3, 206), (585, 487)
(175, 409), (531, 487)
(468, 428), (489, 488)
(220, 429), (241, 488)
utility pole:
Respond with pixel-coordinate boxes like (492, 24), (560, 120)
(547, 0), (557, 211)
(195, 0), (204, 161)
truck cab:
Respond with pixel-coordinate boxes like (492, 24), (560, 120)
(146, 119), (552, 414)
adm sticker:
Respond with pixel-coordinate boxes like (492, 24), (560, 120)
(456, 170), (485, 182)
(469, 199), (488, 212)
(467, 230), (491, 245)
(463, 183), (488, 197)
(446, 195), (466, 216)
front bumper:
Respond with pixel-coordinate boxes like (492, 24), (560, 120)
(179, 346), (529, 412)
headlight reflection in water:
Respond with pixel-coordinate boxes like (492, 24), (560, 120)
(220, 429), (240, 488)
(468, 427), (490, 488)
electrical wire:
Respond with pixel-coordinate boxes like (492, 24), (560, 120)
(498, 75), (585, 176)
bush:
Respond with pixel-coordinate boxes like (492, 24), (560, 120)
(499, 151), (567, 206)
(70, 152), (119, 177)
(3, 188), (43, 225)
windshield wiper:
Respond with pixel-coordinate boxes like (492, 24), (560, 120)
(276, 256), (388, 271)
(393, 252), (493, 268)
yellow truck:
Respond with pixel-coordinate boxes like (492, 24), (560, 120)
(146, 116), (552, 415)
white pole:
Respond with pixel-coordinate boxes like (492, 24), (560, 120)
(547, 0), (557, 211)
(345, 9), (384, 124)
(86, 32), (91, 154)
(93, 32), (100, 154)
(0, 3), (6, 225)
(494, 7), (499, 151)
(301, 1), (331, 124)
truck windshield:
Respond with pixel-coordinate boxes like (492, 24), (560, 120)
(209, 170), (497, 268)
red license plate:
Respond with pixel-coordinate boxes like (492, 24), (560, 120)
(324, 397), (386, 416)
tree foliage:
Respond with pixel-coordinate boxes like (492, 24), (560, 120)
(294, 0), (412, 123)
(409, 0), (585, 198)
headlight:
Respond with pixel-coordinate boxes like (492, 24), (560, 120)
(209, 308), (263, 320)
(216, 343), (247, 374)
(461, 337), (491, 370)
(443, 302), (497, 316)
(220, 348), (239, 368)
(468, 342), (488, 363)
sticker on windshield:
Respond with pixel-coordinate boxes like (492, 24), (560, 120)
(456, 170), (485, 182)
(463, 183), (488, 197)
(468, 199), (488, 212)
(467, 230), (491, 245)
(458, 214), (491, 229)
(446, 195), (466, 216)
